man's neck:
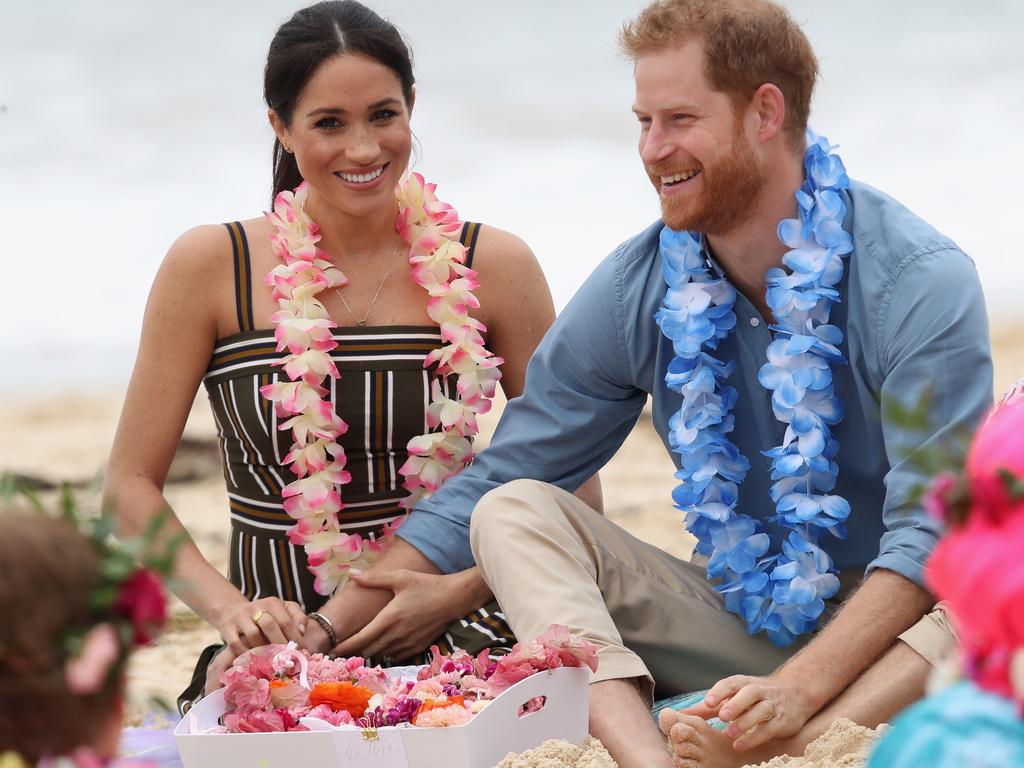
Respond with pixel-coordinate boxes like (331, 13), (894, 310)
(706, 154), (804, 320)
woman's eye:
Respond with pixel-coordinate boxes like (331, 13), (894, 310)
(371, 109), (398, 122)
(315, 117), (342, 129)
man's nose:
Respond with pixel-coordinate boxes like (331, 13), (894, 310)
(640, 122), (674, 167)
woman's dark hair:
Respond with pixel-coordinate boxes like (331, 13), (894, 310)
(265, 1), (415, 201)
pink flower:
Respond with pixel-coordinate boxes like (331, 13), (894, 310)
(922, 471), (959, 522)
(927, 513), (1024, 697)
(354, 666), (391, 695)
(112, 569), (167, 646)
(535, 624), (600, 671)
(413, 703), (473, 728)
(410, 679), (445, 700)
(483, 625), (599, 697)
(966, 399), (1024, 525)
(224, 708), (297, 733)
(483, 659), (537, 698)
(223, 675), (271, 712)
(269, 680), (310, 710)
(64, 623), (120, 694)
(305, 704), (355, 726)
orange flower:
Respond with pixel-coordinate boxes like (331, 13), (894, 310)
(308, 681), (373, 717)
(413, 695), (466, 725)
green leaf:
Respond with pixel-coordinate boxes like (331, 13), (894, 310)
(998, 468), (1024, 501)
(58, 483), (77, 521)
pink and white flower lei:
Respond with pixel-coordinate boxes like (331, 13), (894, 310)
(260, 175), (503, 595)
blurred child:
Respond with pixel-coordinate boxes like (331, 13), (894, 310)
(0, 511), (167, 766)
(869, 382), (1024, 766)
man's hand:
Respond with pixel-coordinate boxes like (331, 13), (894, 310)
(330, 568), (476, 661)
(682, 674), (816, 752)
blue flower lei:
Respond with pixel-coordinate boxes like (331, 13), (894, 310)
(656, 130), (854, 647)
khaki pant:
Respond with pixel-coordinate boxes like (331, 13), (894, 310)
(470, 479), (955, 698)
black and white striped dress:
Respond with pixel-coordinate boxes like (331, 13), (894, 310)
(203, 220), (515, 659)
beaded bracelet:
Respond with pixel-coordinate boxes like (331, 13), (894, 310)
(308, 611), (338, 648)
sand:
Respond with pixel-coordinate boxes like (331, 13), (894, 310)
(498, 737), (619, 768)
(0, 325), (1019, 766)
(743, 719), (884, 768)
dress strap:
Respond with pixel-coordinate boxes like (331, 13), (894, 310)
(224, 221), (255, 333)
(459, 221), (482, 270)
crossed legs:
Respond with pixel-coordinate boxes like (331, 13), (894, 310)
(470, 480), (946, 768)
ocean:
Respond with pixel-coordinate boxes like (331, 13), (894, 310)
(1, 0), (1021, 392)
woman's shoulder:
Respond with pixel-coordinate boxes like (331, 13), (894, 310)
(160, 217), (269, 273)
(465, 223), (553, 324)
(466, 223), (541, 280)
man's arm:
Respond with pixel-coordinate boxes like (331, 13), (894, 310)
(688, 246), (993, 749)
(397, 238), (655, 574)
(304, 233), (658, 650)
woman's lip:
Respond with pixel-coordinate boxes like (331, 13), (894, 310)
(334, 162), (389, 188)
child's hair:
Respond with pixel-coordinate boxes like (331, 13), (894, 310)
(0, 512), (126, 761)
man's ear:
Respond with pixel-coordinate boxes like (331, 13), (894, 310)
(750, 83), (786, 143)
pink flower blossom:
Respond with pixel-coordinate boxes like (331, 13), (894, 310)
(269, 680), (310, 710)
(224, 708), (301, 733)
(966, 399), (1024, 525)
(113, 569), (167, 646)
(223, 676), (271, 712)
(922, 471), (958, 522)
(305, 704), (355, 726)
(413, 703), (473, 728)
(64, 623), (120, 694)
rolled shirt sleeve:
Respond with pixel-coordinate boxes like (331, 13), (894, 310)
(870, 247), (993, 586)
(397, 243), (649, 573)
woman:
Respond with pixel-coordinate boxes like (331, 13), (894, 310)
(0, 511), (166, 766)
(103, 0), (600, 710)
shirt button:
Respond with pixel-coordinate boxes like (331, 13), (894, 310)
(750, 317), (761, 327)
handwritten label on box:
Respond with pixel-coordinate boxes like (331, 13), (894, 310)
(332, 730), (410, 768)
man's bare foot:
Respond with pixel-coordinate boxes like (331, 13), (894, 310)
(658, 709), (750, 768)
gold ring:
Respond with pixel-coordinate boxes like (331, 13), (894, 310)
(252, 610), (265, 624)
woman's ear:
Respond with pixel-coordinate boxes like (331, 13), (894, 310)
(268, 109), (290, 151)
(407, 87), (416, 119)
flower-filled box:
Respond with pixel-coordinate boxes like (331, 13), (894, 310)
(173, 626), (596, 768)
(175, 666), (588, 768)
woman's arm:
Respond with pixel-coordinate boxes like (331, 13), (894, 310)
(103, 225), (305, 653)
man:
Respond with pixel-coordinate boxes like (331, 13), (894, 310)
(308, 1), (992, 766)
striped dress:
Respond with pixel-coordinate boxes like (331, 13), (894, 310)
(204, 220), (514, 660)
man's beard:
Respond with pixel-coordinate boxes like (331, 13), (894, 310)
(649, 123), (766, 235)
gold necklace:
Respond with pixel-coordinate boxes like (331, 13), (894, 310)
(332, 239), (402, 327)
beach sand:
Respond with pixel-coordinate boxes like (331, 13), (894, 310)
(0, 326), (1018, 766)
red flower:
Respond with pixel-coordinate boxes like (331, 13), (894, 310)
(113, 569), (167, 646)
(966, 399), (1024, 525)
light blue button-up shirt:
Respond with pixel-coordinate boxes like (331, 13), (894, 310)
(398, 180), (993, 588)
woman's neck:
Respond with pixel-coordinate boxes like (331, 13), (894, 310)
(303, 189), (401, 260)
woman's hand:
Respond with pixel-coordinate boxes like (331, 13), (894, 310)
(330, 568), (478, 661)
(212, 596), (308, 655)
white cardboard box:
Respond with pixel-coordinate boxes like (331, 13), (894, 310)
(173, 666), (589, 768)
